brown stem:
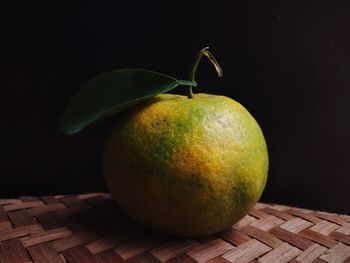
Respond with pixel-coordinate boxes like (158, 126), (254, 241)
(187, 47), (223, 98)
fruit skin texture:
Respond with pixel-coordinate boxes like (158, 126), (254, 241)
(103, 93), (268, 237)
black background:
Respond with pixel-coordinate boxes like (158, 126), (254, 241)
(1, 1), (350, 213)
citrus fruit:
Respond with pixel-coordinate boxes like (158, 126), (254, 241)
(103, 92), (268, 236)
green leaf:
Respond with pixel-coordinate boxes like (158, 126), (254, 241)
(59, 68), (196, 135)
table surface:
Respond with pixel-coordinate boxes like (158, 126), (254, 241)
(0, 193), (349, 263)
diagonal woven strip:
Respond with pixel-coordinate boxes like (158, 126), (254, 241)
(0, 193), (349, 263)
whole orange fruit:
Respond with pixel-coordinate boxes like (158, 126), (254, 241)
(103, 93), (268, 236)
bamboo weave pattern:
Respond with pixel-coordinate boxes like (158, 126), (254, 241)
(0, 193), (349, 263)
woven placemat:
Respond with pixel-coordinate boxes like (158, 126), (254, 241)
(0, 193), (349, 263)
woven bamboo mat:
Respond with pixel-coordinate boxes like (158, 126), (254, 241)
(0, 193), (349, 263)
